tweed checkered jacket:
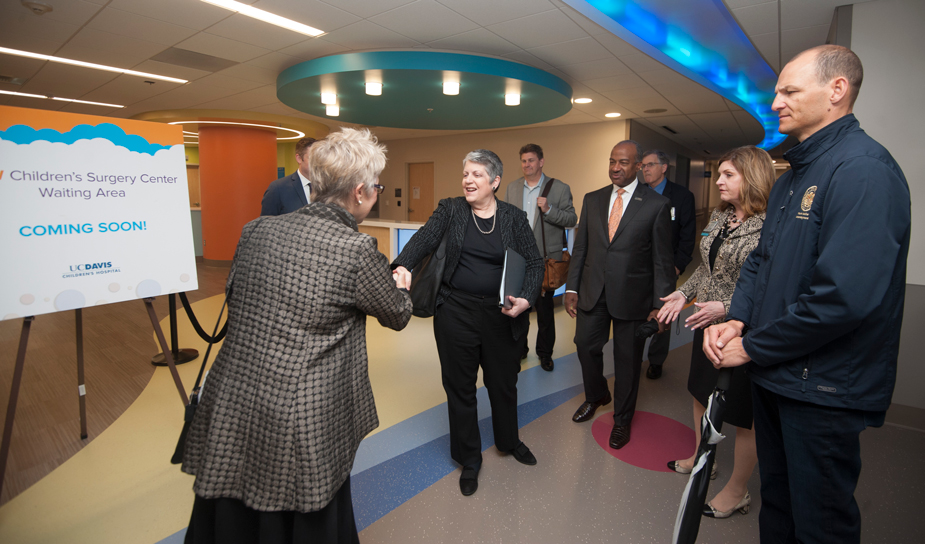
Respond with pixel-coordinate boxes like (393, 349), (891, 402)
(182, 203), (412, 513)
(393, 196), (544, 340)
(679, 207), (765, 319)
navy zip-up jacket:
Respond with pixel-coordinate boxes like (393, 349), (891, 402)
(727, 114), (910, 411)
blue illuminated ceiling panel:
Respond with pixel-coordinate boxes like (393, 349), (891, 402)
(565, 0), (786, 149)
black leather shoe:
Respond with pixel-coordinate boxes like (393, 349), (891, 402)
(508, 442), (537, 465)
(609, 423), (631, 449)
(459, 465), (479, 496)
(646, 364), (662, 379)
(539, 356), (554, 372)
(572, 392), (612, 422)
(521, 347), (529, 360)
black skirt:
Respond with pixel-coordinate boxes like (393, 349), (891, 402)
(687, 328), (754, 429)
(184, 476), (360, 544)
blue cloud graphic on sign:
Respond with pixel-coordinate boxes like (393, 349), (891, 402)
(0, 123), (171, 155)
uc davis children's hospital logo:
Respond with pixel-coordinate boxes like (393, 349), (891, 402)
(801, 186), (817, 212)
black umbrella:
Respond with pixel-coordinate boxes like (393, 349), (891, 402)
(673, 367), (734, 544)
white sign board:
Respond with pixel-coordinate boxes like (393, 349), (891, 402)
(0, 106), (198, 320)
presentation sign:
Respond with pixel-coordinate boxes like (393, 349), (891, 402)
(0, 105), (198, 320)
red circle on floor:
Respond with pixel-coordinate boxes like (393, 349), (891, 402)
(591, 411), (695, 472)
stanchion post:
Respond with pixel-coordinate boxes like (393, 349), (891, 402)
(75, 309), (88, 440)
(151, 293), (199, 366)
(0, 316), (35, 500)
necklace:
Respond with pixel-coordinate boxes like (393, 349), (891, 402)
(471, 203), (496, 234)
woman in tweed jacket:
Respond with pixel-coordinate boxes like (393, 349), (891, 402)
(393, 149), (544, 496)
(182, 129), (413, 543)
(657, 146), (775, 519)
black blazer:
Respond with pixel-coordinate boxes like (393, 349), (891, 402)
(566, 183), (675, 320)
(393, 197), (544, 340)
(660, 180), (696, 274)
(261, 172), (307, 216)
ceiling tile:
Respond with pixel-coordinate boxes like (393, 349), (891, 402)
(732, 110), (767, 141)
(0, 5), (81, 54)
(688, 111), (745, 136)
(279, 39), (350, 61)
(19, 63), (119, 98)
(195, 84), (280, 110)
(56, 29), (168, 69)
(0, 55), (47, 82)
(618, 96), (681, 117)
(204, 15), (310, 51)
(593, 33), (638, 58)
(132, 59), (214, 82)
(194, 73), (265, 94)
(527, 37), (613, 67)
(439, 0), (557, 26)
(79, 74), (174, 104)
(500, 51), (557, 73)
(321, 21), (421, 49)
(86, 7), (198, 46)
(108, 0), (229, 30)
(601, 85), (661, 103)
(215, 63), (280, 85)
(780, 25), (830, 65)
(246, 52), (304, 73)
(370, 0), (480, 43)
(584, 74), (648, 93)
(780, 0), (841, 31)
(748, 31), (780, 72)
(724, 0), (775, 8)
(255, 0), (362, 32)
(730, 2), (779, 36)
(153, 82), (244, 107)
(318, 0), (417, 19)
(558, 57), (632, 81)
(618, 52), (665, 73)
(724, 98), (745, 111)
(426, 29), (520, 56)
(13, 0), (103, 26)
(176, 33), (272, 63)
(558, 3), (610, 36)
(487, 10), (588, 50)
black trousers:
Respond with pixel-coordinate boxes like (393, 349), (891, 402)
(434, 290), (521, 467)
(574, 291), (645, 426)
(646, 326), (670, 366)
(521, 289), (556, 358)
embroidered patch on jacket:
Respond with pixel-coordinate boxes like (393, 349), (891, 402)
(796, 186), (816, 220)
(817, 385), (837, 393)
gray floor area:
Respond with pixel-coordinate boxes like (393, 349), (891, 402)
(359, 342), (925, 543)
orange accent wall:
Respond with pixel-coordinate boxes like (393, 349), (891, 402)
(199, 125), (277, 260)
(0, 105), (182, 145)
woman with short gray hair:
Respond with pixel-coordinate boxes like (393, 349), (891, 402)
(182, 127), (412, 543)
(393, 149), (544, 496)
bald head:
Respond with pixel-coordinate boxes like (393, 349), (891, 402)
(796, 45), (864, 107)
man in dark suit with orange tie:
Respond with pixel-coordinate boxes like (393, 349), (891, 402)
(260, 137), (317, 216)
(565, 140), (674, 449)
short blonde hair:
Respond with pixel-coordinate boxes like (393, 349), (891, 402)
(308, 128), (387, 205)
(717, 146), (775, 217)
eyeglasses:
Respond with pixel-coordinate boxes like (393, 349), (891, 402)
(642, 162), (663, 169)
(373, 184), (385, 194)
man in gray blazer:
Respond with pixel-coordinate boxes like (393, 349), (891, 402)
(260, 137), (317, 216)
(565, 140), (674, 449)
(505, 144), (577, 371)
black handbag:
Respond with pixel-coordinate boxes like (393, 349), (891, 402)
(170, 298), (227, 464)
(408, 230), (449, 318)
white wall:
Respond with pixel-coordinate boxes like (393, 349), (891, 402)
(852, 0), (925, 409)
(852, 0), (924, 286)
(377, 120), (629, 221)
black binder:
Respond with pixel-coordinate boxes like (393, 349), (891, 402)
(499, 248), (526, 309)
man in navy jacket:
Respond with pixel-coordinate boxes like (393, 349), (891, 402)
(705, 45), (910, 542)
(260, 137), (317, 216)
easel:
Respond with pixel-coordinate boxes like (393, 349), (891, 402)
(0, 297), (190, 499)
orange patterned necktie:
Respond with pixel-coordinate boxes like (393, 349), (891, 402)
(608, 188), (626, 241)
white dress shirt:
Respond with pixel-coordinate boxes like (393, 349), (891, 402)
(297, 169), (311, 203)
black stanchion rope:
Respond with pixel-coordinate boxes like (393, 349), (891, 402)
(178, 292), (228, 343)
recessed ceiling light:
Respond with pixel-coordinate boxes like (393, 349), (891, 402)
(0, 46), (187, 83)
(365, 82), (382, 96)
(326, 104), (339, 116)
(605, 112), (621, 118)
(644, 108), (668, 114)
(443, 81), (459, 95)
(505, 93), (520, 106)
(200, 0), (324, 37)
(321, 92), (336, 105)
(574, 98), (592, 104)
(167, 121), (305, 140)
(0, 89), (123, 108)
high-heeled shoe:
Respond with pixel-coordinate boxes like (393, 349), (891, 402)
(702, 492), (750, 518)
(666, 460), (717, 480)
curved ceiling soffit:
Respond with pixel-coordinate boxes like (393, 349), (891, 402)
(565, 0), (786, 149)
(277, 51), (574, 130)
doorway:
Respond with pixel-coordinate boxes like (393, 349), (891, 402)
(408, 162), (434, 223)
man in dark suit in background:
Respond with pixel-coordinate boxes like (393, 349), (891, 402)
(640, 149), (696, 380)
(565, 140), (674, 449)
(505, 143), (577, 372)
(260, 137), (317, 216)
